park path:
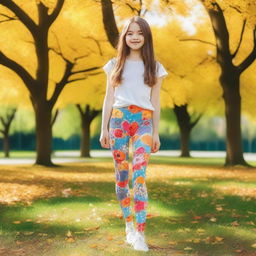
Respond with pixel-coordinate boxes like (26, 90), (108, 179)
(0, 150), (255, 165)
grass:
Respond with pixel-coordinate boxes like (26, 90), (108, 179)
(0, 157), (256, 256)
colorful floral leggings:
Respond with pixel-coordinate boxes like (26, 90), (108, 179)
(109, 105), (153, 232)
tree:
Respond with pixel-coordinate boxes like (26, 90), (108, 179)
(76, 104), (100, 157)
(0, 108), (16, 157)
(200, 0), (256, 166)
(0, 0), (100, 166)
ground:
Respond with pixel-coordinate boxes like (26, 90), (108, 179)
(0, 156), (256, 256)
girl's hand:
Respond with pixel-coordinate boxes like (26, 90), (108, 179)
(99, 130), (110, 149)
(151, 133), (160, 153)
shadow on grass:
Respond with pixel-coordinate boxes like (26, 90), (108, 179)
(0, 176), (255, 255)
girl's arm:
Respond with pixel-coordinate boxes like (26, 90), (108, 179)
(150, 76), (164, 152)
(101, 75), (115, 132)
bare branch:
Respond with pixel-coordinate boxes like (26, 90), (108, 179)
(0, 51), (36, 95)
(0, 116), (6, 127)
(0, 13), (18, 23)
(51, 109), (59, 126)
(48, 60), (74, 108)
(82, 36), (104, 56)
(190, 113), (203, 129)
(0, 0), (37, 37)
(229, 4), (242, 14)
(71, 67), (100, 75)
(232, 19), (246, 59)
(66, 77), (87, 85)
(125, 2), (139, 15)
(180, 38), (216, 46)
(74, 54), (90, 62)
(237, 26), (256, 74)
(49, 46), (70, 63)
(48, 0), (64, 26)
(76, 104), (83, 115)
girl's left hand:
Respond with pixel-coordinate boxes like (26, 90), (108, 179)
(151, 133), (161, 153)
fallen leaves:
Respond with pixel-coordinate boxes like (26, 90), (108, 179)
(84, 226), (100, 232)
(65, 230), (75, 243)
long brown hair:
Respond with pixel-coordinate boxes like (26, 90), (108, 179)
(110, 16), (158, 88)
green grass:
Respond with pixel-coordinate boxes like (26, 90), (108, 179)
(0, 159), (255, 255)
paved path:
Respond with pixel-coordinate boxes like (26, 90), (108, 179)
(0, 150), (255, 165)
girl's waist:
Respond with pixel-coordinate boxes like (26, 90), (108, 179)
(112, 105), (153, 119)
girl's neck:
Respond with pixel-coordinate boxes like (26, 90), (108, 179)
(127, 51), (142, 61)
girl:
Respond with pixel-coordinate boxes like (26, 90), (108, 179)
(99, 16), (168, 252)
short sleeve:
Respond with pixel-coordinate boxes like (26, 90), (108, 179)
(103, 58), (115, 75)
(156, 61), (168, 78)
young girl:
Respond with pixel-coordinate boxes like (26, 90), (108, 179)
(99, 16), (168, 252)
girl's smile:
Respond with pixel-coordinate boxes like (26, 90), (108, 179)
(126, 22), (145, 50)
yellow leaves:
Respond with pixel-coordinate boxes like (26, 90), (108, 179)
(184, 246), (193, 250)
(65, 230), (75, 243)
(106, 236), (114, 241)
(84, 226), (100, 232)
(13, 220), (21, 224)
(251, 243), (256, 248)
(231, 221), (239, 227)
(89, 243), (98, 248)
(196, 228), (205, 234)
(215, 205), (223, 211)
(210, 217), (217, 222)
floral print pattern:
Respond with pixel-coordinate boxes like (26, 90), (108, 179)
(109, 105), (153, 232)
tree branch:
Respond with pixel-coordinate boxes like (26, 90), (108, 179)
(66, 77), (87, 85)
(179, 38), (216, 46)
(0, 13), (18, 23)
(76, 104), (84, 116)
(237, 26), (256, 74)
(0, 0), (37, 37)
(82, 36), (105, 56)
(0, 116), (6, 127)
(51, 109), (59, 126)
(232, 19), (246, 59)
(48, 60), (74, 108)
(0, 51), (36, 95)
(71, 67), (100, 75)
(190, 113), (202, 129)
(48, 0), (64, 26)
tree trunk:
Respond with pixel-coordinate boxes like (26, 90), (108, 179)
(180, 127), (190, 157)
(34, 102), (54, 166)
(222, 77), (247, 166)
(81, 119), (91, 157)
(204, 2), (256, 166)
(3, 133), (9, 158)
(173, 105), (201, 157)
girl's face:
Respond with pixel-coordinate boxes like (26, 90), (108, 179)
(125, 22), (144, 50)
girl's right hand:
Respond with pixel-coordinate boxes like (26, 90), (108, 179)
(99, 130), (110, 149)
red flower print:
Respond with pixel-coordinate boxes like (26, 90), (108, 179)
(137, 222), (146, 232)
(128, 105), (142, 113)
(122, 121), (139, 136)
(113, 150), (126, 163)
(121, 197), (131, 207)
(114, 129), (123, 138)
(134, 200), (146, 212)
(135, 147), (145, 154)
(133, 163), (142, 171)
(117, 179), (128, 188)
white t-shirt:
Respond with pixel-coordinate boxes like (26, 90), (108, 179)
(102, 58), (168, 111)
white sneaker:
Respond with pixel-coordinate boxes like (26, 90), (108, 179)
(125, 225), (136, 245)
(132, 231), (149, 252)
